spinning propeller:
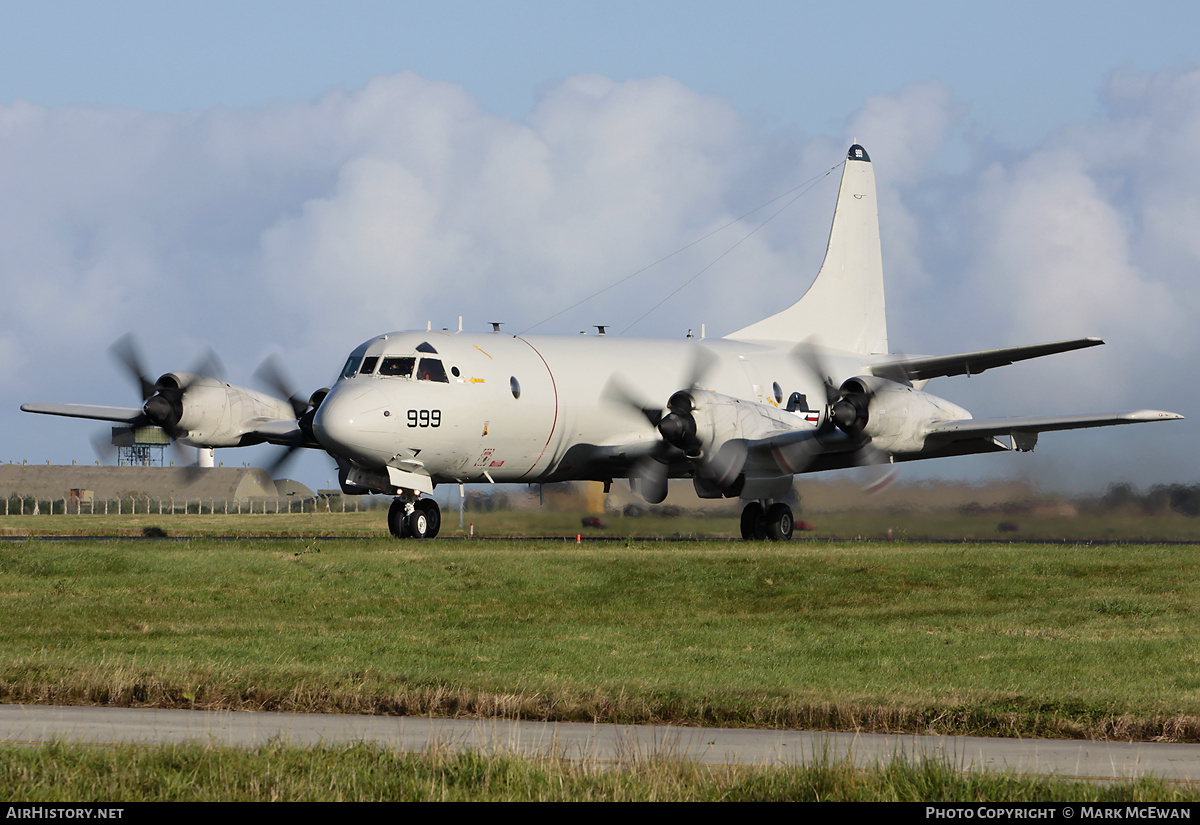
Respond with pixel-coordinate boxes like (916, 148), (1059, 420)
(604, 345), (748, 503)
(95, 334), (226, 475)
(253, 355), (327, 476)
(112, 334), (225, 433)
(784, 340), (899, 490)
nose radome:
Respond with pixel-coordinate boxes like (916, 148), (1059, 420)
(312, 382), (390, 459)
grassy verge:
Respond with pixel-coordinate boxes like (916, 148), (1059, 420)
(1, 538), (1198, 741)
(5, 507), (1200, 541)
(1, 742), (1195, 802)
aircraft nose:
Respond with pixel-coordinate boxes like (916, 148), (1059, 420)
(312, 382), (393, 462)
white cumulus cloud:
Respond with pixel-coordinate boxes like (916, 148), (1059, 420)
(1, 68), (1196, 490)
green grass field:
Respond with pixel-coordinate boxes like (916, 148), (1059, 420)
(1, 535), (1197, 743)
(2, 741), (1195, 802)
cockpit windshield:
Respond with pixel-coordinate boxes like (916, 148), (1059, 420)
(342, 351), (451, 383)
(379, 356), (415, 378)
(417, 358), (449, 383)
(340, 356), (362, 380)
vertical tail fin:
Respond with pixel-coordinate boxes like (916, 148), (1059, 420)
(725, 144), (887, 355)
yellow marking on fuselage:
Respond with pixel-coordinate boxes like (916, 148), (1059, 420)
(473, 345), (493, 359)
(470, 377), (485, 384)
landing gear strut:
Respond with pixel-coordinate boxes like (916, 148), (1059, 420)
(388, 497), (441, 539)
(740, 500), (793, 541)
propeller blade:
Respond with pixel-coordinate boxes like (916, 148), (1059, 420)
(601, 376), (664, 428)
(701, 439), (748, 488)
(256, 356), (308, 418)
(184, 348), (225, 386)
(630, 454), (668, 504)
(872, 359), (911, 386)
(789, 340), (841, 408)
(169, 441), (206, 484)
(110, 334), (156, 401)
(771, 434), (819, 475)
(89, 429), (118, 464)
(683, 343), (718, 390)
(262, 445), (301, 480)
(852, 444), (896, 494)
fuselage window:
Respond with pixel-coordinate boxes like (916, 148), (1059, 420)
(773, 382), (783, 405)
(341, 356), (362, 380)
(510, 376), (521, 399)
(360, 356), (379, 375)
(417, 358), (449, 383)
(379, 356), (415, 378)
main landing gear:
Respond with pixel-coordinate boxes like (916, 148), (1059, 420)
(387, 497), (441, 539)
(740, 501), (794, 541)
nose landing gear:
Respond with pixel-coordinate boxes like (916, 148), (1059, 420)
(740, 500), (794, 541)
(387, 496), (442, 539)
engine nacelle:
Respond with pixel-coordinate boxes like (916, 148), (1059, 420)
(151, 372), (298, 447)
(671, 389), (811, 460)
(839, 376), (971, 455)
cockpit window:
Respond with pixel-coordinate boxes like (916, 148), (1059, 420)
(416, 342), (438, 354)
(341, 356), (362, 380)
(379, 357), (415, 378)
(417, 358), (449, 383)
(360, 356), (379, 375)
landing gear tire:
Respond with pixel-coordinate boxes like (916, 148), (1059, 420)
(387, 499), (411, 539)
(414, 499), (441, 539)
(766, 502), (794, 542)
(740, 502), (767, 540)
(407, 507), (431, 539)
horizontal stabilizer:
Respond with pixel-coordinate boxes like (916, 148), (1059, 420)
(873, 338), (1104, 382)
(20, 403), (145, 424)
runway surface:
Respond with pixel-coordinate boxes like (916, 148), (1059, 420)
(2, 704), (1198, 782)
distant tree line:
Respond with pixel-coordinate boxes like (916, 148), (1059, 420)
(1083, 483), (1200, 518)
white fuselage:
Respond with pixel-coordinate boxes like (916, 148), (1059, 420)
(312, 330), (878, 491)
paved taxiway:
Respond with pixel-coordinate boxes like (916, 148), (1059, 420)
(2, 705), (1198, 782)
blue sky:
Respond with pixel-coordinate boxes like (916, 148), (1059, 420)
(2, 1), (1198, 493)
(5, 1), (1195, 143)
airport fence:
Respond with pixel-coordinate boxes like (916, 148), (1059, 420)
(1, 495), (378, 516)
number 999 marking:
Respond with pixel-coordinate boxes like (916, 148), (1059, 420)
(407, 409), (441, 428)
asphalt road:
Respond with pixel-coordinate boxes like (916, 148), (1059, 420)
(2, 704), (1199, 783)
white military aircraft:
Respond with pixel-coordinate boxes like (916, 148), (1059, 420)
(23, 144), (1183, 540)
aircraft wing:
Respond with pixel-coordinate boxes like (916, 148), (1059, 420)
(244, 419), (308, 447)
(20, 403), (145, 423)
(22, 403), (312, 449)
(741, 409), (1183, 473)
(925, 409), (1183, 451)
(872, 338), (1104, 382)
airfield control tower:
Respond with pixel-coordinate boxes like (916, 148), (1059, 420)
(111, 425), (168, 466)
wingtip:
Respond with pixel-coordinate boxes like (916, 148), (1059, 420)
(1130, 410), (1184, 421)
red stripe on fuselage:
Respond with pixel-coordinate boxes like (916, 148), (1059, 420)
(514, 337), (559, 480)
